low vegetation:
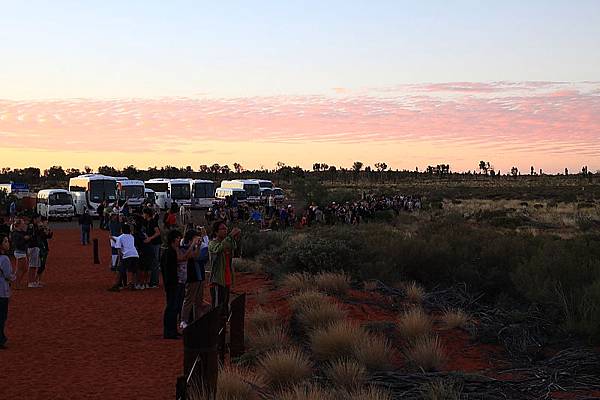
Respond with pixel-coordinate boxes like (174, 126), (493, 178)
(258, 348), (313, 389)
(324, 359), (367, 390)
(397, 307), (432, 342)
(309, 321), (367, 361)
(296, 301), (347, 332)
(404, 335), (446, 372)
(441, 309), (470, 330)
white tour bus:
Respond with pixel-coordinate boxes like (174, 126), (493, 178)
(273, 187), (285, 202)
(69, 174), (117, 216)
(214, 187), (247, 204)
(144, 188), (156, 205)
(37, 189), (75, 220)
(116, 179), (145, 210)
(144, 178), (173, 210)
(220, 180), (261, 204)
(253, 179), (274, 189)
(169, 178), (192, 208)
(191, 179), (215, 209)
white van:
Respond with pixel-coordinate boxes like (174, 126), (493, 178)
(144, 188), (156, 205)
(37, 189), (75, 220)
(144, 178), (173, 210)
(220, 180), (261, 204)
(116, 179), (145, 210)
(69, 174), (117, 216)
(191, 179), (215, 209)
(273, 187), (285, 202)
(214, 187), (247, 204)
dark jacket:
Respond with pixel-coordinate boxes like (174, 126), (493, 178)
(10, 230), (28, 252)
(79, 214), (93, 227)
(160, 247), (178, 290)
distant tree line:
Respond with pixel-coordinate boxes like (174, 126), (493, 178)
(0, 161), (597, 189)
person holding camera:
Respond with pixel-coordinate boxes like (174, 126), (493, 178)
(208, 221), (241, 316)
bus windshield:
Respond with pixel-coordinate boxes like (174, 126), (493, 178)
(89, 180), (116, 202)
(258, 181), (273, 189)
(145, 182), (169, 193)
(193, 182), (215, 198)
(49, 192), (73, 206)
(244, 184), (260, 197)
(171, 184), (191, 200)
(121, 185), (144, 199)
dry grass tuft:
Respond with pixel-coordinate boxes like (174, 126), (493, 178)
(276, 384), (333, 400)
(281, 272), (314, 292)
(342, 386), (393, 400)
(397, 307), (432, 341)
(258, 348), (313, 389)
(314, 271), (351, 295)
(441, 308), (470, 329)
(297, 301), (347, 332)
(288, 290), (329, 313)
(420, 379), (463, 400)
(310, 320), (367, 361)
(247, 307), (279, 332)
(324, 359), (367, 390)
(363, 280), (378, 291)
(232, 258), (264, 273)
(353, 334), (395, 371)
(404, 281), (425, 303)
(216, 365), (261, 400)
(247, 326), (291, 354)
(404, 335), (446, 372)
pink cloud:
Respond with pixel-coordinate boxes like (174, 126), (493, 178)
(0, 81), (599, 170)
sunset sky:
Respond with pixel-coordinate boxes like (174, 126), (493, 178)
(1, 1), (599, 173)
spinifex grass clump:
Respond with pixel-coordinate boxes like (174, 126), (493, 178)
(276, 384), (333, 400)
(247, 326), (291, 354)
(297, 301), (347, 332)
(281, 272), (314, 292)
(247, 307), (280, 332)
(288, 290), (329, 313)
(353, 333), (395, 371)
(404, 281), (425, 304)
(309, 320), (368, 361)
(341, 386), (393, 400)
(314, 271), (351, 295)
(441, 308), (470, 329)
(404, 335), (446, 372)
(324, 358), (367, 390)
(258, 348), (313, 389)
(420, 379), (463, 400)
(397, 307), (432, 341)
(215, 365), (262, 400)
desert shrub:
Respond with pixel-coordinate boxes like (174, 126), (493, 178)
(353, 334), (395, 371)
(441, 309), (470, 329)
(404, 281), (425, 303)
(310, 321), (368, 361)
(241, 226), (289, 258)
(276, 384), (333, 400)
(233, 258), (265, 273)
(314, 271), (351, 295)
(404, 335), (446, 372)
(296, 301), (347, 332)
(343, 386), (393, 400)
(247, 307), (279, 332)
(577, 202), (596, 209)
(420, 379), (463, 400)
(397, 307), (432, 341)
(216, 365), (261, 400)
(258, 348), (312, 389)
(288, 290), (329, 313)
(248, 326), (291, 354)
(281, 272), (314, 292)
(324, 359), (367, 390)
(369, 209), (397, 223)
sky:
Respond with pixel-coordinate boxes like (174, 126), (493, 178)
(1, 1), (599, 173)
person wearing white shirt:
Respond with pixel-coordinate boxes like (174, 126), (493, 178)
(108, 224), (140, 291)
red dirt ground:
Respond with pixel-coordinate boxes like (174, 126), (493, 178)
(3, 228), (271, 400)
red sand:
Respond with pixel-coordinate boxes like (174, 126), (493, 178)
(3, 229), (270, 400)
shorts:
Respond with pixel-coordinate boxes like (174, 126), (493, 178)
(27, 247), (40, 268)
(14, 251), (27, 259)
(120, 257), (138, 274)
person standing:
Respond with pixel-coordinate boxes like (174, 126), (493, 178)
(0, 234), (15, 348)
(160, 230), (199, 339)
(179, 229), (208, 329)
(36, 217), (53, 287)
(78, 210), (93, 245)
(143, 208), (162, 288)
(26, 214), (42, 288)
(97, 201), (105, 230)
(108, 212), (122, 273)
(10, 219), (28, 290)
(208, 221), (241, 316)
(109, 224), (139, 291)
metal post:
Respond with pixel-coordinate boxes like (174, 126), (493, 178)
(93, 238), (100, 264)
(184, 307), (221, 400)
(229, 294), (246, 358)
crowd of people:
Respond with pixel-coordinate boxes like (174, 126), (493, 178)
(0, 213), (54, 349)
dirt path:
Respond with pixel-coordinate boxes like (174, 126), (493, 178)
(4, 229), (181, 400)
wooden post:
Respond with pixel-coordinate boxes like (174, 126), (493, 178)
(229, 293), (246, 358)
(183, 307), (221, 400)
(176, 375), (187, 400)
(93, 238), (100, 264)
